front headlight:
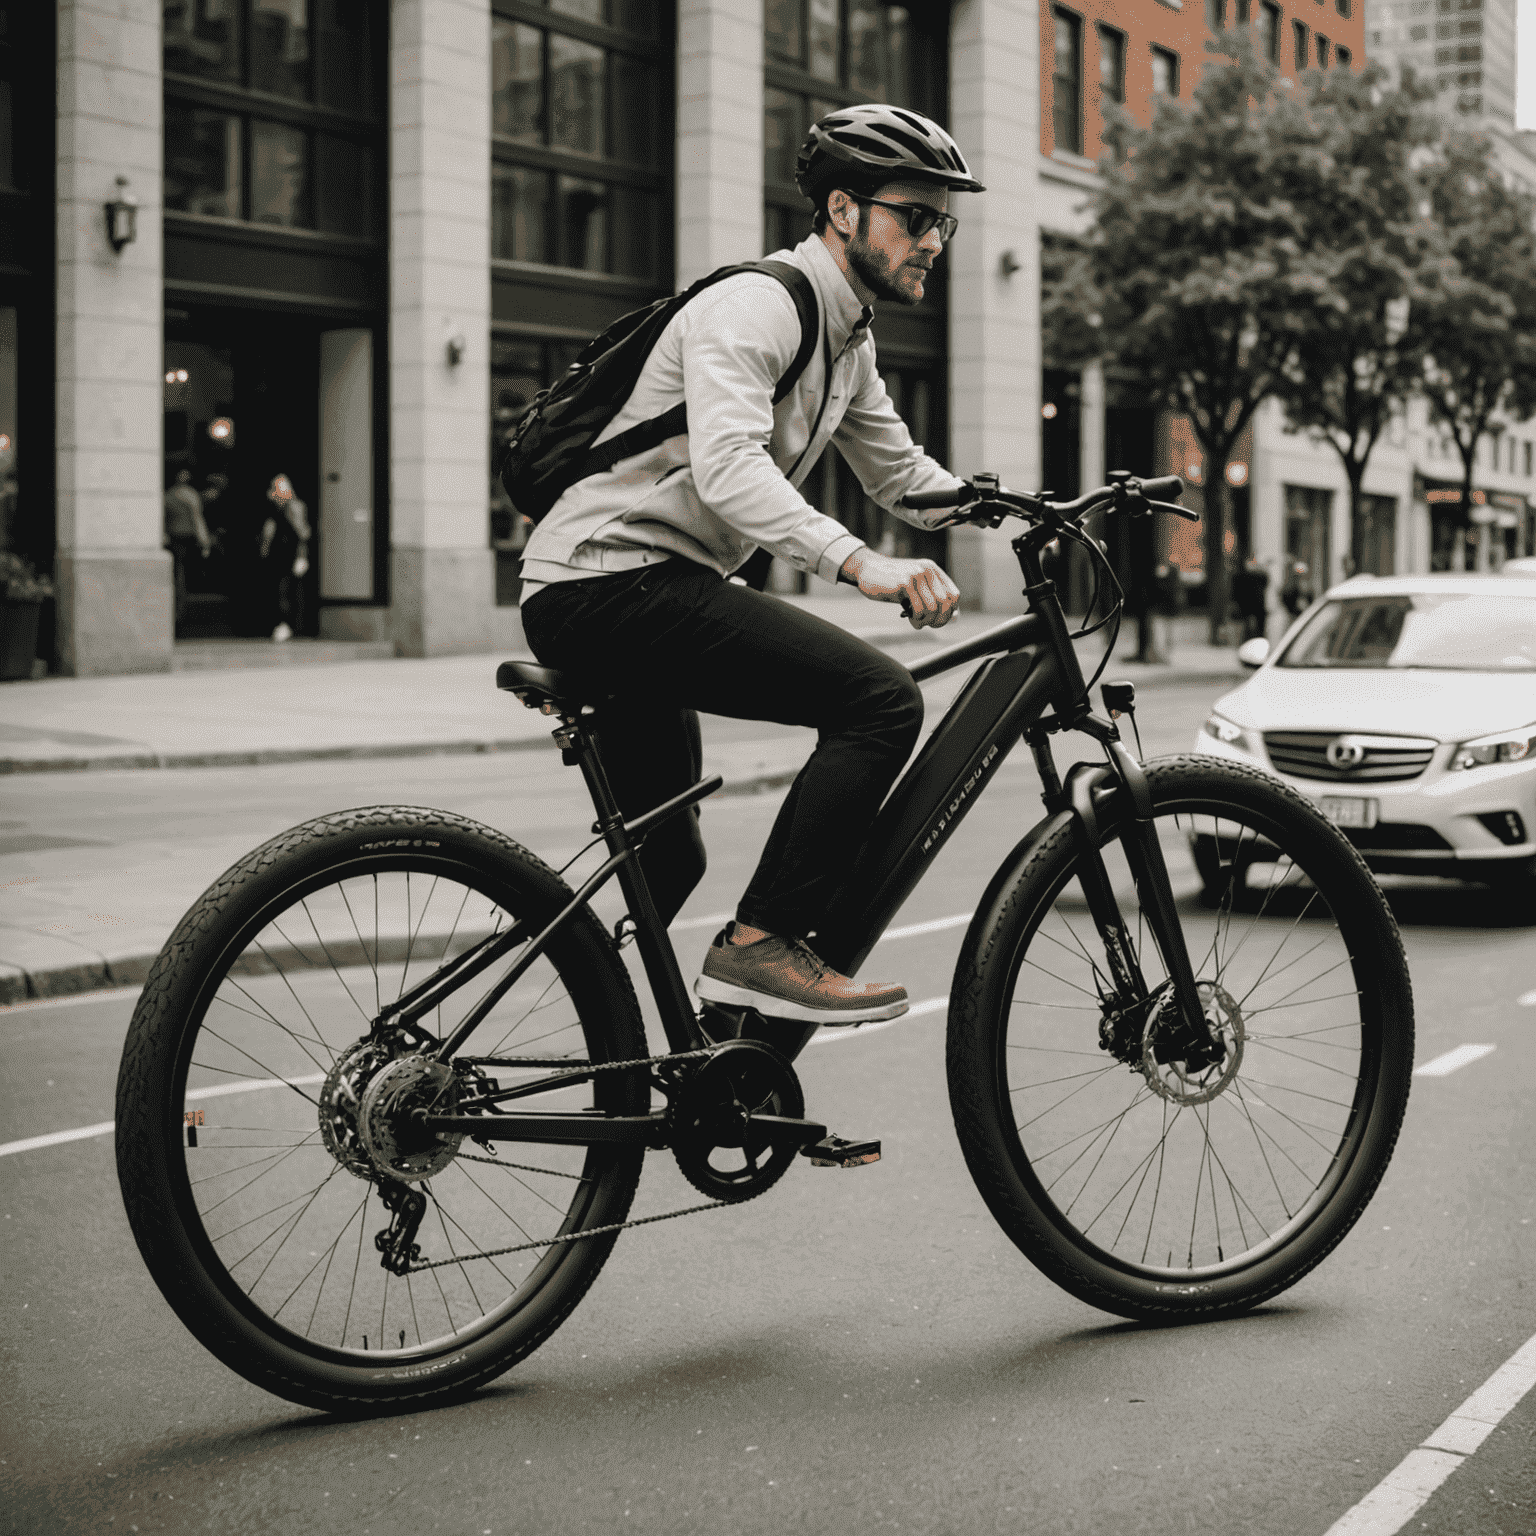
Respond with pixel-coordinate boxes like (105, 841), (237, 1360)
(1203, 713), (1257, 752)
(1451, 726), (1536, 770)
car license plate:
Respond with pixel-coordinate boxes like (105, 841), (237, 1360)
(1319, 796), (1377, 829)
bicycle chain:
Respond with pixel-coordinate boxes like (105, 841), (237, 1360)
(405, 1044), (729, 1273)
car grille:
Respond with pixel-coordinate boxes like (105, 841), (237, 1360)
(1346, 823), (1452, 852)
(1262, 731), (1437, 784)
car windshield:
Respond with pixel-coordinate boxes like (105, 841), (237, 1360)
(1277, 592), (1536, 672)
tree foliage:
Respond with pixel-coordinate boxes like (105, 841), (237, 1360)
(1414, 134), (1536, 564)
(1267, 64), (1440, 572)
(1045, 33), (1321, 640)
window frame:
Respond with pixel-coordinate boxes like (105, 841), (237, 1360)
(1316, 33), (1331, 66)
(1293, 18), (1309, 68)
(1051, 6), (1085, 156)
(761, 3), (949, 256)
(1097, 22), (1127, 107)
(1259, 0), (1282, 62)
(1336, 43), (1351, 67)
(1151, 44), (1180, 98)
(163, 2), (385, 245)
(490, 0), (672, 283)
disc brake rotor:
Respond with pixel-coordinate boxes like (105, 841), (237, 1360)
(1141, 981), (1245, 1106)
(669, 1040), (804, 1203)
(357, 1054), (464, 1181)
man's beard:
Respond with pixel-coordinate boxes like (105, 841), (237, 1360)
(846, 234), (927, 308)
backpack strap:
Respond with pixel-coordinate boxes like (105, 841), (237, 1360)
(569, 261), (821, 484)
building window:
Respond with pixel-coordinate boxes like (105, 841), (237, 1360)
(1259, 2), (1281, 62)
(1235, 0), (1250, 21)
(762, 2), (945, 255)
(1052, 8), (1084, 154)
(1151, 45), (1179, 97)
(490, 6), (667, 280)
(1098, 24), (1126, 105)
(1206, 0), (1226, 28)
(1316, 34), (1331, 66)
(1336, 44), (1352, 67)
(1294, 20), (1309, 67)
(1335, 0), (1351, 15)
(1525, 441), (1532, 478)
(163, 1), (380, 238)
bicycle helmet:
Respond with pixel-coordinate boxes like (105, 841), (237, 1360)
(794, 103), (985, 205)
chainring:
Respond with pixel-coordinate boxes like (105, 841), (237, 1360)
(668, 1040), (805, 1203)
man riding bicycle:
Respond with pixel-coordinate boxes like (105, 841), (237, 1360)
(518, 104), (985, 1027)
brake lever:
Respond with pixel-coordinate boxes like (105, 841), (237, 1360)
(1149, 499), (1200, 523)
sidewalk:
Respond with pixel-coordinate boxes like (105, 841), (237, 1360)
(0, 596), (1245, 1003)
(0, 596), (1242, 776)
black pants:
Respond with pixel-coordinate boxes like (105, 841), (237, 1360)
(520, 560), (924, 939)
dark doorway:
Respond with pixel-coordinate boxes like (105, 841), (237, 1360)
(164, 308), (322, 638)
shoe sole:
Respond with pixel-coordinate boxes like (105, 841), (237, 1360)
(694, 975), (909, 1026)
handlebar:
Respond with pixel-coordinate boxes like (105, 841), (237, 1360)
(901, 473), (1199, 528)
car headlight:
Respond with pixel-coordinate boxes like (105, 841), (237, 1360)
(1451, 726), (1536, 770)
(1203, 713), (1257, 752)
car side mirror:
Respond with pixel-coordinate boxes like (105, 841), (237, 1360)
(1236, 637), (1270, 670)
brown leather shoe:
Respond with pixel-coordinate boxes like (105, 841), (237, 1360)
(694, 925), (909, 1025)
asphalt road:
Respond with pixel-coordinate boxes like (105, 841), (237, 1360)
(3, 680), (1534, 1535)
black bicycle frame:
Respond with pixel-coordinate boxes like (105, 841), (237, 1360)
(411, 525), (1205, 1147)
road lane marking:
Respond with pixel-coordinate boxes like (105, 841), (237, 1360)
(0, 1121), (117, 1158)
(1323, 1330), (1536, 1536)
(0, 1072), (333, 1159)
(1413, 1043), (1497, 1078)
(811, 994), (947, 1045)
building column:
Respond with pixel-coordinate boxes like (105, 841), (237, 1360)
(389, 0), (493, 657)
(1078, 362), (1104, 493)
(676, 0), (763, 286)
(947, 0), (1039, 613)
(55, 0), (169, 676)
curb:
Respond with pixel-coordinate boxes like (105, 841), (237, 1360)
(0, 658), (1242, 777)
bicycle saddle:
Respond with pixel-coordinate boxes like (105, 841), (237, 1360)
(496, 660), (612, 712)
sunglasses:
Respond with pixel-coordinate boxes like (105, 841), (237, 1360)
(842, 193), (959, 244)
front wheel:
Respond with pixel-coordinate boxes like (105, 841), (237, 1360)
(115, 807), (648, 1412)
(948, 755), (1413, 1322)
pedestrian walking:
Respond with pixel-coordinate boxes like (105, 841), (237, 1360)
(259, 473), (311, 642)
(163, 469), (212, 626)
(1233, 555), (1269, 641)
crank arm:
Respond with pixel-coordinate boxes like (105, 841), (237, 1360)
(742, 1114), (828, 1147)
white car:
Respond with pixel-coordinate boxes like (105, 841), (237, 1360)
(1193, 574), (1536, 888)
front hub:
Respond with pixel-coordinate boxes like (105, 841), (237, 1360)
(1141, 981), (1245, 1105)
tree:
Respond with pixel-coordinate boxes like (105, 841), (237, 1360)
(1269, 64), (1441, 577)
(1046, 34), (1317, 643)
(1414, 134), (1536, 570)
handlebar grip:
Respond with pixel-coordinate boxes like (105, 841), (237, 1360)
(901, 487), (968, 510)
(1138, 475), (1185, 501)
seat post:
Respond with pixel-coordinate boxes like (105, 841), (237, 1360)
(572, 713), (708, 1054)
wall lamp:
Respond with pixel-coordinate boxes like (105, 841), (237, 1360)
(446, 333), (467, 367)
(998, 249), (1022, 278)
(105, 175), (139, 253)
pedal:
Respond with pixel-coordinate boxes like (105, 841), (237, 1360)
(801, 1135), (881, 1169)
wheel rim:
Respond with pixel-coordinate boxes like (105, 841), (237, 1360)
(165, 856), (632, 1363)
(998, 798), (1379, 1281)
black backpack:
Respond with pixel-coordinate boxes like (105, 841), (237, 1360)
(497, 260), (819, 526)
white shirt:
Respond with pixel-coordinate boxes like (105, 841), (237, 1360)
(518, 233), (965, 601)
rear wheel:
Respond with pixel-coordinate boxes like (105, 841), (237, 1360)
(115, 807), (647, 1412)
(948, 756), (1413, 1322)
